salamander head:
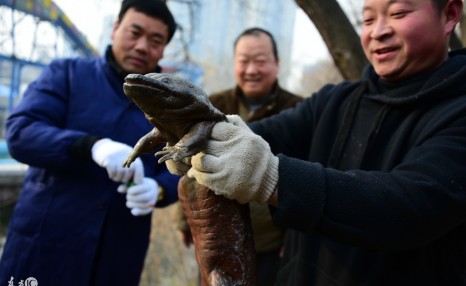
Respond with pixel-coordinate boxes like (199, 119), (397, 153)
(123, 73), (210, 116)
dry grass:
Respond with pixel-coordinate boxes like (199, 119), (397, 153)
(140, 203), (199, 286)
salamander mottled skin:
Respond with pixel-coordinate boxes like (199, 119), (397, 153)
(178, 176), (256, 286)
(122, 73), (256, 286)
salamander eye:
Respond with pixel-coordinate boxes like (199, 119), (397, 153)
(162, 78), (171, 84)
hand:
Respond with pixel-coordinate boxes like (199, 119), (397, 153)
(121, 177), (159, 216)
(92, 138), (144, 184)
(188, 115), (278, 204)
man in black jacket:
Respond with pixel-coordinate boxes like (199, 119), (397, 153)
(170, 0), (466, 285)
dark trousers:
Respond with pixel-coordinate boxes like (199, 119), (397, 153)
(256, 250), (282, 286)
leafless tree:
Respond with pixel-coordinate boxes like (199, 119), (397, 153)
(295, 0), (368, 81)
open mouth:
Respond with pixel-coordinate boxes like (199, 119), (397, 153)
(374, 47), (397, 55)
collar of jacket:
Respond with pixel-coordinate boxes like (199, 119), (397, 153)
(235, 80), (280, 110)
(362, 47), (466, 106)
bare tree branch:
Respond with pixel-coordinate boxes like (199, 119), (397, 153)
(295, 0), (368, 81)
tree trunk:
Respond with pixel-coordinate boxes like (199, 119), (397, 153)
(295, 0), (368, 81)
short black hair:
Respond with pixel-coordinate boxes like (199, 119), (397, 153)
(118, 0), (177, 43)
(234, 27), (279, 61)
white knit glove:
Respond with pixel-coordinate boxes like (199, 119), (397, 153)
(118, 177), (159, 216)
(91, 138), (144, 184)
(188, 115), (278, 204)
(165, 150), (192, 176)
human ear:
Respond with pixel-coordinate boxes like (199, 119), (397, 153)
(110, 21), (120, 41)
(444, 0), (463, 35)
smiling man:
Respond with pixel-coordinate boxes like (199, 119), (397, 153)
(167, 0), (466, 285)
(360, 0), (453, 81)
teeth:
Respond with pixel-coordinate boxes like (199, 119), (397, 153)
(377, 48), (392, 54)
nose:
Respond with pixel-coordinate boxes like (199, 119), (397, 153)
(370, 18), (393, 40)
(245, 62), (258, 74)
(134, 37), (149, 53)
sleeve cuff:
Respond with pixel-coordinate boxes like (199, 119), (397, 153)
(71, 135), (100, 162)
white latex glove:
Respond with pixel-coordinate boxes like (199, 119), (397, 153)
(188, 115), (278, 204)
(92, 138), (144, 184)
(122, 177), (159, 216)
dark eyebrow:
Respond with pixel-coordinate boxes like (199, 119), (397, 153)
(130, 23), (144, 31)
(130, 23), (166, 41)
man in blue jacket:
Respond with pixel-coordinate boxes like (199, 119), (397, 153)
(0, 0), (179, 285)
(168, 0), (466, 285)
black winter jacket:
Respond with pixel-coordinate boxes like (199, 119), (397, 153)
(250, 48), (466, 285)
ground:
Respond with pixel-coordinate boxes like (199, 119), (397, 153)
(141, 203), (199, 286)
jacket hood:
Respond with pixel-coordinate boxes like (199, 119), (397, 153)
(362, 48), (466, 106)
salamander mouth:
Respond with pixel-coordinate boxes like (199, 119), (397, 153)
(123, 74), (172, 94)
(124, 79), (164, 93)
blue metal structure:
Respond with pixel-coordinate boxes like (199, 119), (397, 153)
(0, 0), (98, 58)
(0, 0), (98, 116)
(0, 1), (100, 215)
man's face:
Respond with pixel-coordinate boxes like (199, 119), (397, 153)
(361, 0), (452, 81)
(111, 8), (169, 74)
(234, 34), (279, 100)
